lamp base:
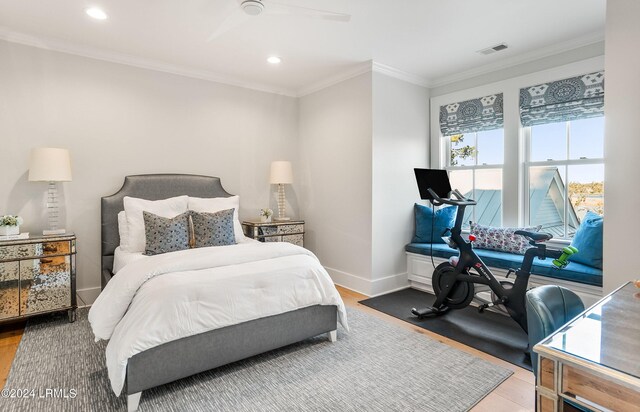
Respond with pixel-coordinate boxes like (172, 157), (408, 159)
(273, 217), (291, 221)
(43, 228), (66, 236)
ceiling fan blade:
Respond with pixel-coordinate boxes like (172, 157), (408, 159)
(267, 1), (351, 22)
(207, 6), (251, 41)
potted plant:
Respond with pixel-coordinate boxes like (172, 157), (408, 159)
(260, 208), (273, 223)
(0, 215), (24, 236)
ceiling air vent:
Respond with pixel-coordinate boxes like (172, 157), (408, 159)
(477, 43), (508, 55)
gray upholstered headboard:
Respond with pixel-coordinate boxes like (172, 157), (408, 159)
(101, 174), (232, 288)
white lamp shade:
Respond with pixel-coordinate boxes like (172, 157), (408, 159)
(270, 161), (293, 184)
(28, 147), (72, 182)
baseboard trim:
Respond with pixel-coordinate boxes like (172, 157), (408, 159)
(325, 266), (409, 297)
(370, 272), (410, 297)
(77, 287), (101, 306)
(325, 267), (372, 296)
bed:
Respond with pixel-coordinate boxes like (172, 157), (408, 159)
(93, 174), (345, 412)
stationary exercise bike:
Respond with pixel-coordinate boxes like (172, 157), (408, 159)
(411, 169), (577, 333)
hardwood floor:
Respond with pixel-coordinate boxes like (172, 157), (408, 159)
(0, 286), (535, 410)
(0, 320), (25, 389)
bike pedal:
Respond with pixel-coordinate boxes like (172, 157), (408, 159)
(411, 307), (431, 318)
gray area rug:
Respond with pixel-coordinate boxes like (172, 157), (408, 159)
(4, 307), (512, 412)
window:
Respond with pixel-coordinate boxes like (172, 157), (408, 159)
(525, 116), (605, 238)
(446, 129), (504, 229)
(435, 70), (604, 238)
(439, 93), (504, 229)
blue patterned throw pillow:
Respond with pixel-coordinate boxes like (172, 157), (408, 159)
(413, 203), (457, 244)
(191, 209), (237, 248)
(143, 211), (191, 255)
(570, 211), (603, 269)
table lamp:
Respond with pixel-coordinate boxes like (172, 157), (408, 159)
(28, 147), (72, 235)
(270, 161), (293, 221)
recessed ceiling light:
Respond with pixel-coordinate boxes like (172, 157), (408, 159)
(267, 56), (282, 64)
(86, 7), (108, 20)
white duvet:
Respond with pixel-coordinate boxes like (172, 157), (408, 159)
(88, 242), (348, 396)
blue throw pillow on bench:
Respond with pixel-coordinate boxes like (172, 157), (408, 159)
(570, 211), (603, 269)
(413, 203), (457, 244)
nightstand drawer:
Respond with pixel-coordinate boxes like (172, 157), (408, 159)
(0, 240), (72, 261)
(278, 224), (304, 235)
(259, 226), (278, 237)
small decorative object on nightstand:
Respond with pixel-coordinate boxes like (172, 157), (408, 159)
(0, 233), (77, 323)
(0, 215), (23, 237)
(260, 208), (273, 223)
(242, 220), (304, 247)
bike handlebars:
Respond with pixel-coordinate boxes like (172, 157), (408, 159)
(427, 188), (478, 207)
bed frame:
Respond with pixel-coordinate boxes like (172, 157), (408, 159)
(101, 174), (338, 412)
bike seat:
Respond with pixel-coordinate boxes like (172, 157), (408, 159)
(515, 230), (553, 243)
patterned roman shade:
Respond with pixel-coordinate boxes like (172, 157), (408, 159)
(519, 71), (605, 127)
(439, 94), (504, 136)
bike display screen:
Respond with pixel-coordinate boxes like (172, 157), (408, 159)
(414, 168), (452, 200)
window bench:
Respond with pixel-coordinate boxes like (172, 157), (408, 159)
(405, 243), (603, 308)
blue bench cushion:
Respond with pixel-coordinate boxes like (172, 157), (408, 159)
(406, 243), (603, 287)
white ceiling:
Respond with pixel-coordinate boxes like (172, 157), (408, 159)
(0, 0), (606, 96)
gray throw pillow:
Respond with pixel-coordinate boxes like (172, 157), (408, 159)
(143, 211), (191, 256)
(191, 209), (236, 248)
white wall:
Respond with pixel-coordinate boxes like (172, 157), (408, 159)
(299, 70), (429, 296)
(0, 40), (299, 299)
(298, 72), (373, 292)
(371, 72), (429, 292)
(603, 0), (640, 293)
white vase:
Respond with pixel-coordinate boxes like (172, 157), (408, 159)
(0, 225), (19, 236)
(260, 216), (272, 223)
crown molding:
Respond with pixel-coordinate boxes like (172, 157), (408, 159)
(0, 26), (298, 98)
(296, 61), (373, 97)
(371, 62), (430, 88)
(297, 60), (431, 97)
(0, 26), (605, 98)
(429, 32), (605, 88)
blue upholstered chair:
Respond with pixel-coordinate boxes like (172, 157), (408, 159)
(525, 285), (585, 376)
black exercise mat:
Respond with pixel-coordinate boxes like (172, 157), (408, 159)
(360, 288), (532, 371)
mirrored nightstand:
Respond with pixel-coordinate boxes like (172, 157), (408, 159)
(242, 220), (304, 247)
(0, 233), (77, 323)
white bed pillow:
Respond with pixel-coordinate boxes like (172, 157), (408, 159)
(123, 195), (189, 252)
(117, 211), (130, 251)
(113, 246), (146, 274)
(188, 196), (244, 243)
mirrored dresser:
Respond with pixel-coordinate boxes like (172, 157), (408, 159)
(0, 233), (77, 324)
(242, 220), (304, 247)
